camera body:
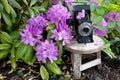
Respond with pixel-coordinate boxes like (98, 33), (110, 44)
(67, 3), (93, 43)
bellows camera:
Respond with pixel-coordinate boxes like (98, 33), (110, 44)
(67, 3), (93, 43)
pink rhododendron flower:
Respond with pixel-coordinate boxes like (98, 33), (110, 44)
(36, 40), (58, 63)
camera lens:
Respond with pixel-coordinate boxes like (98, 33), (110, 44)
(78, 22), (92, 36)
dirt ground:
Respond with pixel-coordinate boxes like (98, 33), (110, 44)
(0, 53), (120, 80)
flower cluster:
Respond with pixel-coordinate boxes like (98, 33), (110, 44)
(105, 12), (119, 22)
(20, 14), (48, 46)
(47, 4), (70, 26)
(51, 24), (72, 45)
(93, 11), (119, 36)
(47, 4), (72, 45)
(36, 40), (58, 63)
(20, 4), (72, 63)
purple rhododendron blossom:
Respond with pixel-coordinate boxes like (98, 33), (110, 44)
(50, 0), (74, 5)
(36, 40), (58, 63)
(20, 25), (43, 46)
(20, 13), (48, 46)
(51, 24), (72, 45)
(46, 4), (70, 26)
(105, 12), (119, 22)
(76, 9), (85, 19)
(94, 18), (108, 36)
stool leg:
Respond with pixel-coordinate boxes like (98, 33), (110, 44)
(97, 51), (102, 70)
(72, 53), (82, 79)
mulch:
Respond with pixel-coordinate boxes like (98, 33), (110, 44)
(0, 53), (120, 80)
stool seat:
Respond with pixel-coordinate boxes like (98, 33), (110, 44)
(65, 35), (104, 54)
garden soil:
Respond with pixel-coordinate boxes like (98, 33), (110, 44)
(0, 52), (120, 80)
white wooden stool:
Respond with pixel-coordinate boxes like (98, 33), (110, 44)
(65, 35), (104, 79)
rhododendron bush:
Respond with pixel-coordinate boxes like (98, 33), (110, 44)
(0, 0), (120, 79)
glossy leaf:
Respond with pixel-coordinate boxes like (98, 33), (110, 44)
(32, 6), (46, 13)
(0, 3), (3, 12)
(95, 26), (105, 30)
(41, 0), (48, 8)
(30, 0), (37, 7)
(1, 0), (10, 13)
(2, 12), (12, 27)
(0, 50), (9, 60)
(0, 44), (11, 50)
(10, 47), (15, 58)
(40, 65), (49, 80)
(10, 5), (17, 18)
(45, 62), (62, 75)
(0, 31), (13, 43)
(10, 57), (17, 69)
(22, 0), (28, 6)
(108, 22), (116, 29)
(24, 45), (34, 61)
(10, 0), (22, 9)
(96, 6), (105, 16)
(15, 43), (28, 59)
(93, 16), (103, 24)
(28, 8), (34, 18)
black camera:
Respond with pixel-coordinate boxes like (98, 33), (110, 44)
(67, 3), (93, 43)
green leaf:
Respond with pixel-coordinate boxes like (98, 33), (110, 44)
(64, 75), (71, 80)
(0, 44), (11, 50)
(108, 22), (116, 29)
(116, 22), (120, 26)
(95, 26), (105, 30)
(10, 30), (20, 40)
(41, 0), (48, 8)
(102, 48), (115, 58)
(0, 31), (13, 43)
(93, 16), (103, 24)
(56, 41), (63, 64)
(32, 6), (46, 13)
(14, 40), (22, 47)
(22, 0), (28, 6)
(46, 23), (55, 31)
(0, 12), (1, 19)
(1, 0), (10, 13)
(101, 37), (110, 44)
(96, 6), (105, 16)
(30, 55), (36, 64)
(15, 43), (28, 59)
(30, 0), (37, 6)
(10, 5), (17, 18)
(0, 3), (3, 12)
(45, 62), (62, 75)
(10, 47), (15, 58)
(103, 43), (110, 49)
(40, 65), (49, 80)
(90, 3), (96, 11)
(2, 12), (12, 27)
(10, 0), (22, 9)
(47, 31), (52, 40)
(10, 57), (17, 69)
(0, 50), (9, 60)
(24, 45), (34, 61)
(28, 8), (34, 18)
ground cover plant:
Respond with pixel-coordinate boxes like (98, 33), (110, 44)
(0, 0), (120, 79)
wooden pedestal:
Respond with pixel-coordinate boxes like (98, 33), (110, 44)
(65, 35), (104, 79)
